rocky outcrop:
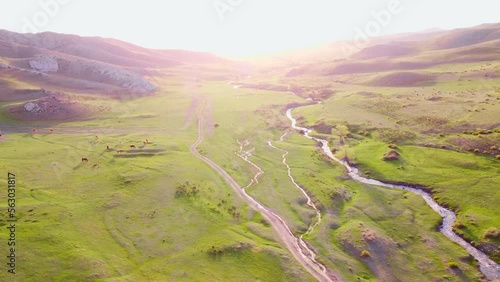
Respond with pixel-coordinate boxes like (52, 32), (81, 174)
(84, 60), (156, 92)
(28, 54), (59, 72)
(22, 54), (156, 93)
(57, 59), (156, 93)
(23, 102), (41, 113)
(8, 90), (90, 121)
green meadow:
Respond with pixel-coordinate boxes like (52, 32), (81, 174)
(0, 78), (317, 282)
(0, 58), (498, 281)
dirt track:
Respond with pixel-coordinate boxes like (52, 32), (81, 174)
(0, 123), (165, 135)
(189, 97), (341, 282)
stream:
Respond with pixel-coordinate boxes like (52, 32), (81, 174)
(286, 103), (500, 281)
(267, 133), (325, 266)
(235, 138), (333, 280)
(192, 96), (340, 281)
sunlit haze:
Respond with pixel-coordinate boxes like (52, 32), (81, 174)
(0, 0), (499, 57)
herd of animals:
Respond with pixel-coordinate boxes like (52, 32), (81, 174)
(28, 128), (150, 163)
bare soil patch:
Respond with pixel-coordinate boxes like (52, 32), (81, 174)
(6, 90), (92, 121)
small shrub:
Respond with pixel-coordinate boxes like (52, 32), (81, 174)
(377, 128), (416, 143)
(388, 144), (398, 149)
(175, 182), (199, 198)
(360, 250), (371, 258)
(208, 246), (224, 257)
(484, 227), (500, 239)
(473, 149), (480, 153)
(175, 185), (188, 197)
(496, 155), (500, 160)
(448, 262), (459, 269)
(454, 221), (466, 229)
(491, 146), (498, 151)
(478, 129), (493, 135)
(330, 187), (352, 203)
(382, 149), (400, 161)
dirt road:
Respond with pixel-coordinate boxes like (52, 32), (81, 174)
(189, 97), (341, 282)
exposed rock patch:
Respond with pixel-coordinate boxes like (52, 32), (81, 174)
(23, 102), (41, 112)
(8, 90), (91, 121)
(29, 54), (59, 72)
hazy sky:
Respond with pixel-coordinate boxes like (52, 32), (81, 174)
(0, 0), (499, 57)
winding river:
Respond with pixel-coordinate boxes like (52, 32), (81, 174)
(286, 102), (500, 281)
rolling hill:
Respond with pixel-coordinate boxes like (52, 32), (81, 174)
(279, 23), (500, 78)
(0, 29), (228, 95)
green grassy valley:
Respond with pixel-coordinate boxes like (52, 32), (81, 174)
(0, 22), (499, 282)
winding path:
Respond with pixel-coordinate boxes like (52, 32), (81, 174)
(189, 97), (342, 282)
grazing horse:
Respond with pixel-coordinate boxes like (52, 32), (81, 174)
(117, 149), (125, 154)
(130, 145), (136, 148)
(81, 158), (89, 162)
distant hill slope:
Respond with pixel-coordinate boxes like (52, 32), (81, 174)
(351, 23), (500, 60)
(283, 23), (500, 79)
(0, 30), (227, 94)
(369, 72), (435, 87)
(429, 23), (500, 50)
